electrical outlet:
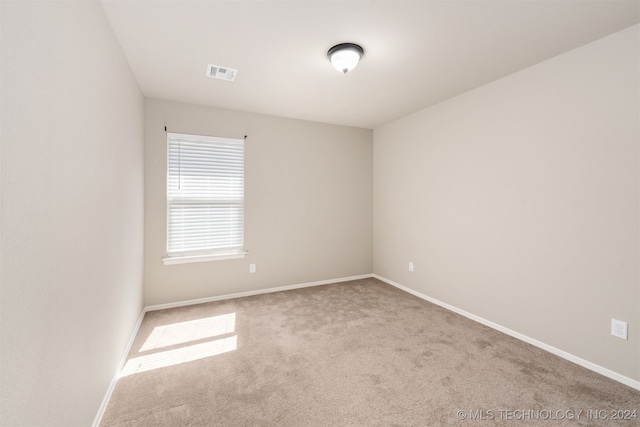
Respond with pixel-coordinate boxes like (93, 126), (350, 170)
(249, 263), (256, 273)
(409, 262), (414, 272)
(611, 319), (628, 340)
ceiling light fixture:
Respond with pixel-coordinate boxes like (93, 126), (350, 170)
(327, 43), (364, 74)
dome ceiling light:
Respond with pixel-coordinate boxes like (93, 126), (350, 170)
(327, 43), (364, 74)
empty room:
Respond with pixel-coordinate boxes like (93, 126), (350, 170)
(1, 0), (639, 425)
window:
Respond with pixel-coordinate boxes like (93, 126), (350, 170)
(163, 133), (245, 265)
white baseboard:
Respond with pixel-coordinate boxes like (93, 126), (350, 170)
(92, 310), (146, 427)
(144, 273), (374, 312)
(373, 274), (640, 392)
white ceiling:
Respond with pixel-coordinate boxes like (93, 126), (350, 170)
(101, 0), (639, 129)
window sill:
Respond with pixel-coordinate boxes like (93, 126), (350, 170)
(162, 251), (247, 265)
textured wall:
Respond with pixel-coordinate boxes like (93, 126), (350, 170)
(374, 25), (639, 380)
(0, 1), (144, 425)
(144, 99), (373, 306)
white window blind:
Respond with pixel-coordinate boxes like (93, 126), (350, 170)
(166, 133), (244, 260)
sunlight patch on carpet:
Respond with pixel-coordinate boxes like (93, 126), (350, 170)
(120, 335), (237, 377)
(140, 313), (236, 352)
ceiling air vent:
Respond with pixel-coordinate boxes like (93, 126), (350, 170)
(207, 64), (237, 82)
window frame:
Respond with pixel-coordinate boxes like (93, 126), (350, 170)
(162, 132), (246, 265)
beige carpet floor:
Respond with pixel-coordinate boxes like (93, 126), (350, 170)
(101, 278), (640, 426)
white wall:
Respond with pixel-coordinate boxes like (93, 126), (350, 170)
(374, 25), (639, 380)
(0, 1), (144, 425)
(144, 99), (372, 306)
